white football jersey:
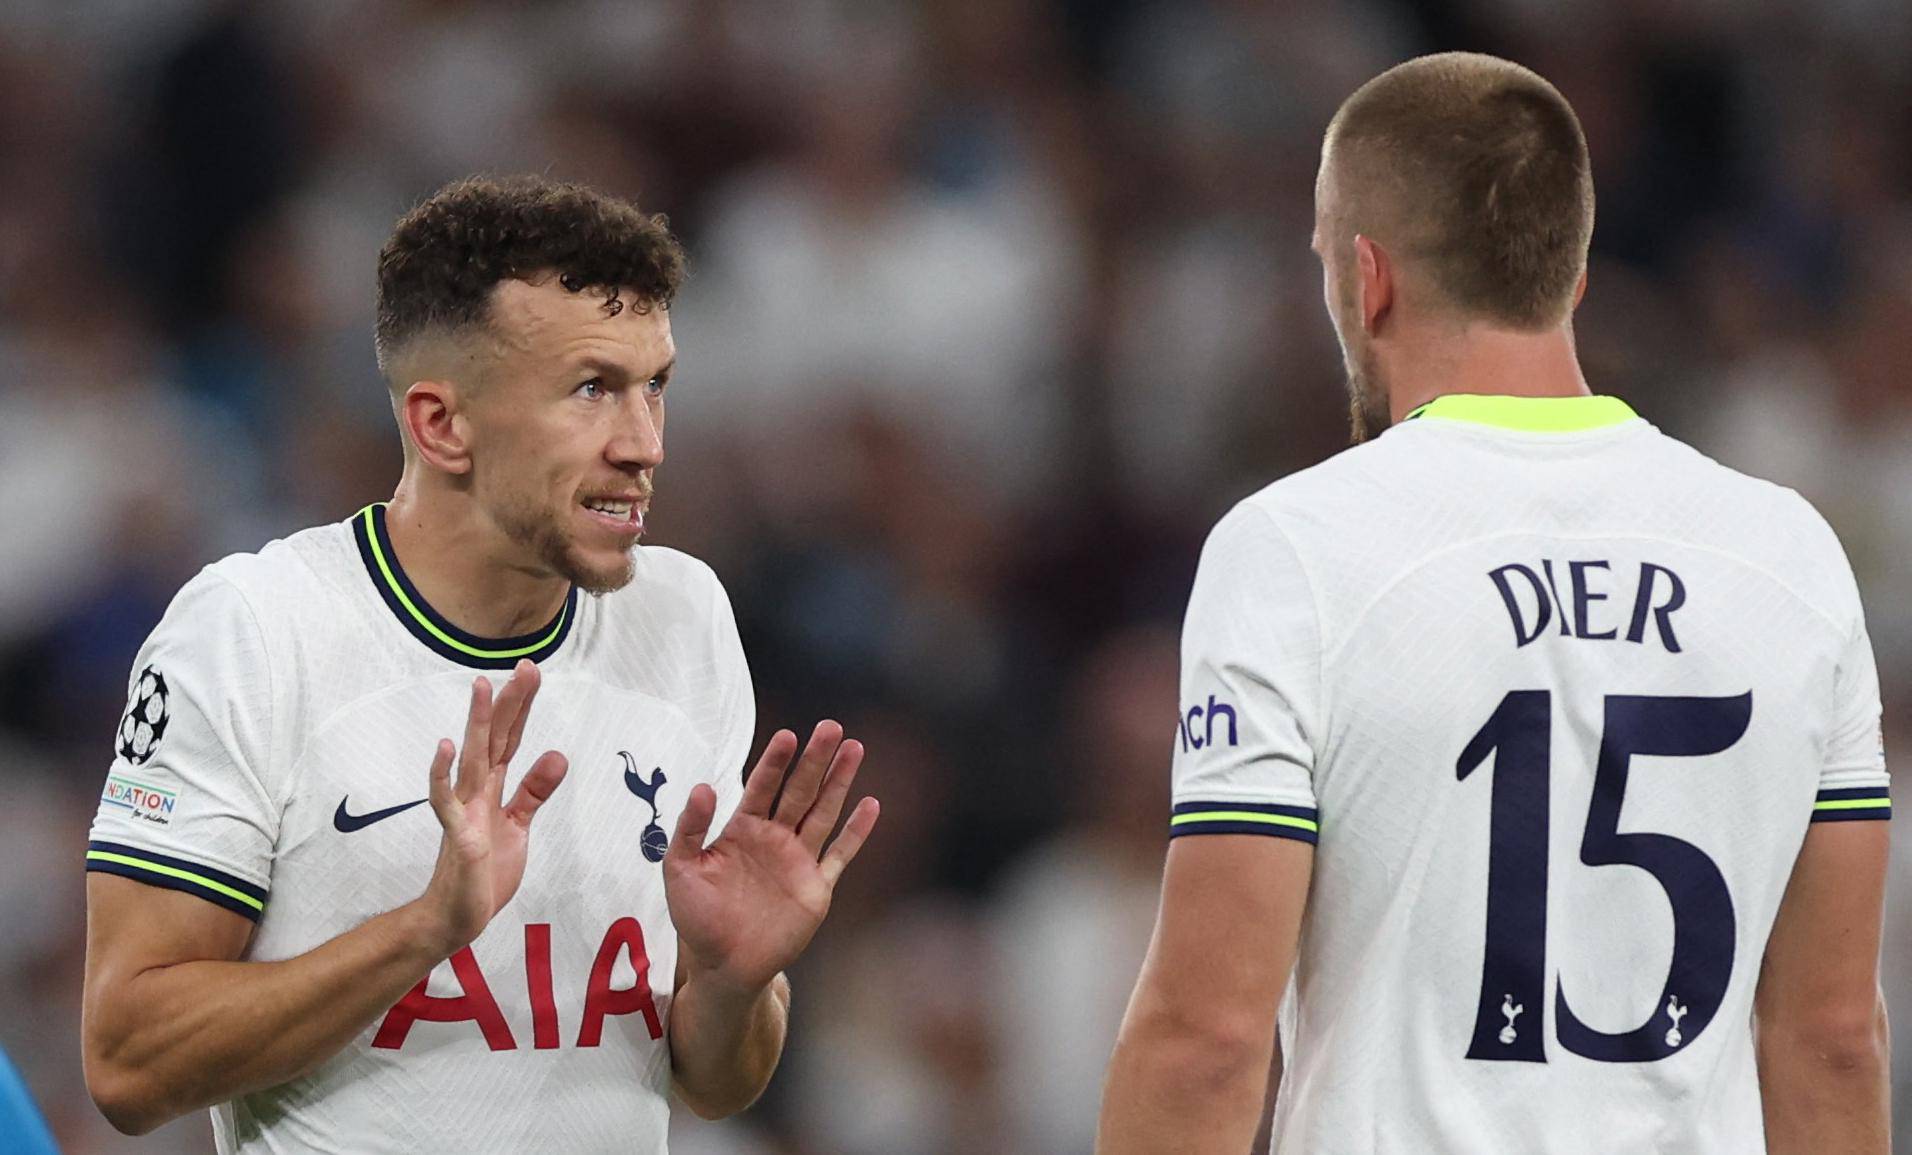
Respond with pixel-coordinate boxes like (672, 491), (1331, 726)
(89, 503), (755, 1154)
(1171, 395), (1889, 1154)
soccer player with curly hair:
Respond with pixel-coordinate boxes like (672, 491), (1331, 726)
(82, 175), (879, 1153)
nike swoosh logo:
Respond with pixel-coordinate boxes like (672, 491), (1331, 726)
(333, 796), (428, 833)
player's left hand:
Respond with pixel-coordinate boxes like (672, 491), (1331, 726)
(663, 721), (878, 993)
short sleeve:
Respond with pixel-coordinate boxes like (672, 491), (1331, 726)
(1811, 613), (1889, 823)
(86, 570), (278, 920)
(704, 575), (756, 839)
(1170, 504), (1323, 844)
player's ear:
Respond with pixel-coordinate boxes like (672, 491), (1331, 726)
(401, 379), (475, 476)
(1354, 234), (1392, 335)
(1573, 266), (1589, 309)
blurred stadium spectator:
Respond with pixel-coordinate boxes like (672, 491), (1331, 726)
(0, 1), (1906, 1151)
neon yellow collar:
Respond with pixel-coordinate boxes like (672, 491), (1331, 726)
(1403, 394), (1638, 432)
(352, 503), (576, 669)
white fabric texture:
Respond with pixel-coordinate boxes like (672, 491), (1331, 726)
(1175, 406), (1887, 1154)
(90, 516), (755, 1154)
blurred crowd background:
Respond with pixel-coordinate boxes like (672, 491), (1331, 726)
(1, 0), (1908, 1151)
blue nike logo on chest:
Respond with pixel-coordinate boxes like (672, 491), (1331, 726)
(334, 796), (428, 833)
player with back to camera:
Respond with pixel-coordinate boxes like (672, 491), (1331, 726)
(1098, 52), (1889, 1154)
(80, 176), (880, 1153)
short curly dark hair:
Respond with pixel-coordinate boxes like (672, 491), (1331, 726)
(374, 175), (687, 374)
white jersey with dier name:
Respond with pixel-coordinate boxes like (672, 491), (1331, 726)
(1171, 395), (1889, 1155)
(88, 503), (754, 1154)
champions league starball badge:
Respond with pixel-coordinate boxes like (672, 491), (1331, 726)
(117, 666), (171, 765)
(620, 751), (670, 862)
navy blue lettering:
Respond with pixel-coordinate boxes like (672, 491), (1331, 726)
(1540, 560), (1572, 636)
(1205, 695), (1238, 747)
(1186, 704), (1206, 750)
(1626, 563), (1686, 653)
(1570, 561), (1618, 640)
(1460, 691), (1749, 1065)
(1489, 564), (1553, 648)
(1494, 559), (1686, 653)
(1555, 692), (1748, 1061)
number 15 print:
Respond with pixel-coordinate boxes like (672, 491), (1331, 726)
(1458, 690), (1752, 1064)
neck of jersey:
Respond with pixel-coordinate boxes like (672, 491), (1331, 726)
(1402, 394), (1639, 433)
(350, 502), (577, 669)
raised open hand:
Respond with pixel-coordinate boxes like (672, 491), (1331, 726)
(664, 721), (879, 992)
(418, 659), (569, 955)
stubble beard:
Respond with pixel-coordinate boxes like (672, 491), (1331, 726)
(493, 486), (639, 596)
(1338, 326), (1389, 445)
(1331, 266), (1389, 444)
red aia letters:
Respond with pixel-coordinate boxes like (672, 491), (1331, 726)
(373, 919), (662, 1051)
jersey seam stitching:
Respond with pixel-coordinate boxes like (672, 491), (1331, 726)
(707, 578), (756, 807)
(200, 570), (284, 833)
(1235, 503), (1331, 761)
(286, 544), (364, 794)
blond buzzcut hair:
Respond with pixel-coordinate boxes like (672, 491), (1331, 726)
(1322, 52), (1595, 329)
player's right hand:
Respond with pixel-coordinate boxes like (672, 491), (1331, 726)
(416, 659), (569, 956)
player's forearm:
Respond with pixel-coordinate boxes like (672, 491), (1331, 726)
(667, 971), (789, 1119)
(1096, 1005), (1270, 1153)
(85, 900), (451, 1134)
(1756, 1002), (1891, 1155)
